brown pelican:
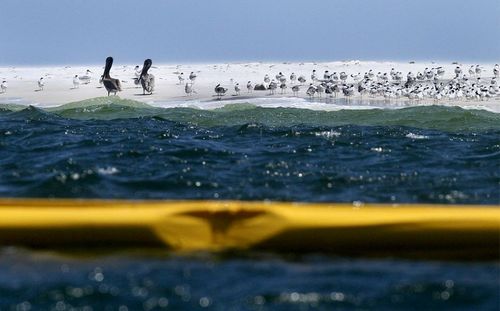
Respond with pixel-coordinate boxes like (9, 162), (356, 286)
(102, 56), (122, 96)
(139, 59), (155, 95)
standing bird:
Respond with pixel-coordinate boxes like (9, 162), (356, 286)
(297, 75), (306, 84)
(79, 69), (92, 84)
(268, 80), (278, 95)
(468, 65), (475, 78)
(323, 70), (330, 80)
(246, 81), (253, 93)
(185, 82), (194, 96)
(101, 56), (122, 96)
(311, 70), (318, 82)
(189, 72), (197, 83)
(139, 59), (155, 95)
(234, 83), (241, 95)
(214, 84), (227, 100)
(178, 72), (185, 85)
(72, 75), (80, 89)
(290, 72), (297, 84)
(493, 64), (499, 78)
(475, 65), (482, 78)
(280, 81), (287, 94)
(37, 77), (45, 91)
(291, 85), (299, 96)
(0, 80), (7, 93)
(306, 84), (317, 98)
(454, 66), (462, 78)
(264, 74), (270, 85)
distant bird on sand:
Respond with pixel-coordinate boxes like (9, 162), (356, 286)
(189, 72), (197, 83)
(306, 84), (317, 98)
(37, 77), (45, 91)
(290, 73), (297, 84)
(268, 80), (278, 95)
(102, 56), (122, 96)
(494, 64), (499, 78)
(264, 74), (270, 84)
(73, 75), (80, 89)
(214, 84), (227, 100)
(79, 69), (92, 84)
(139, 59), (155, 95)
(185, 82), (194, 96)
(297, 75), (306, 84)
(246, 81), (253, 93)
(178, 72), (185, 84)
(0, 80), (7, 93)
(234, 83), (241, 95)
(292, 85), (299, 96)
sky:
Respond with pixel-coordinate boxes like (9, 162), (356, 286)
(0, 0), (499, 65)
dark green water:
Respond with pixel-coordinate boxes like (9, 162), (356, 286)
(0, 98), (498, 310)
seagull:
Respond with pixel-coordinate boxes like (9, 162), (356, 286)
(475, 65), (482, 78)
(494, 64), (499, 78)
(454, 66), (462, 78)
(214, 84), (227, 100)
(292, 85), (299, 96)
(468, 65), (475, 77)
(323, 70), (330, 80)
(234, 83), (241, 95)
(331, 72), (339, 83)
(268, 80), (278, 95)
(280, 81), (287, 94)
(246, 81), (253, 93)
(0, 80), (7, 93)
(72, 75), (80, 89)
(311, 70), (317, 82)
(297, 75), (306, 84)
(264, 74), (270, 84)
(37, 77), (45, 91)
(178, 72), (185, 85)
(290, 73), (297, 84)
(306, 83), (316, 98)
(189, 72), (197, 83)
(316, 83), (324, 97)
(275, 72), (284, 81)
(79, 69), (92, 84)
(101, 56), (122, 96)
(185, 82), (194, 96)
(339, 72), (347, 84)
(139, 59), (155, 95)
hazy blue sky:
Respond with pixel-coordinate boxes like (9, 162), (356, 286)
(0, 0), (499, 65)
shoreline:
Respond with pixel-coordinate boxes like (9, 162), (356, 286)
(1, 60), (499, 112)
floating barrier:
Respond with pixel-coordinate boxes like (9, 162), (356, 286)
(0, 199), (498, 259)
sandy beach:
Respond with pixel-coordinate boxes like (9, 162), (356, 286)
(1, 60), (499, 112)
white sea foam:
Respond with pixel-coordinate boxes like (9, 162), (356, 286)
(406, 133), (429, 140)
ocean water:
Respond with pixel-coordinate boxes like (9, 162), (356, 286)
(0, 98), (499, 310)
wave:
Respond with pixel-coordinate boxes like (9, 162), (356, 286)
(0, 97), (499, 132)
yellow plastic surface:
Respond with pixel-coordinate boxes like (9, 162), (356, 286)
(0, 199), (498, 259)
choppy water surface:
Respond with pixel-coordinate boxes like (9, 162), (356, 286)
(0, 98), (499, 310)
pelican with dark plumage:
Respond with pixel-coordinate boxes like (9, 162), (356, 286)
(102, 57), (122, 96)
(139, 59), (155, 95)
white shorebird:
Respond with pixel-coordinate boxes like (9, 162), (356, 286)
(185, 82), (194, 96)
(339, 72), (347, 84)
(275, 72), (284, 81)
(292, 85), (299, 96)
(494, 64), (499, 78)
(79, 69), (92, 84)
(297, 75), (306, 84)
(311, 70), (317, 82)
(475, 65), (482, 78)
(178, 72), (185, 85)
(246, 81), (253, 93)
(189, 72), (197, 83)
(290, 73), (297, 84)
(0, 80), (7, 93)
(454, 66), (462, 78)
(234, 83), (241, 95)
(37, 77), (45, 91)
(323, 70), (330, 80)
(72, 75), (80, 89)
(268, 80), (277, 95)
(316, 83), (324, 97)
(264, 74), (270, 84)
(468, 65), (475, 77)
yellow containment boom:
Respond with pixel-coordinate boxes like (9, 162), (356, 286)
(0, 199), (499, 260)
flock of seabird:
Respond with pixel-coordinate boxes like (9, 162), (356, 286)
(1, 57), (499, 103)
